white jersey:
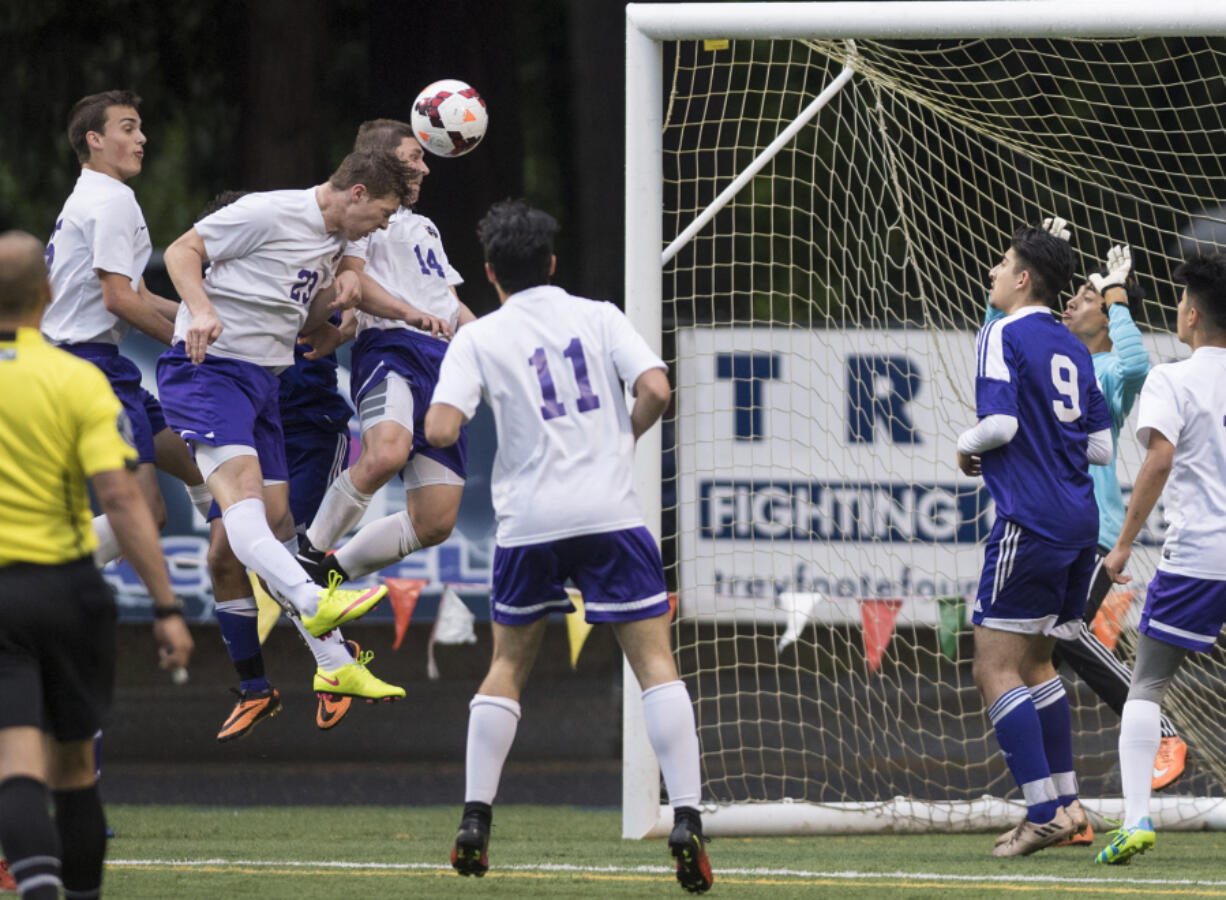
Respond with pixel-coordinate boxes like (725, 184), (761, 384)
(432, 284), (666, 546)
(346, 208), (462, 337)
(41, 168), (152, 345)
(1135, 345), (1226, 580)
(174, 187), (343, 367)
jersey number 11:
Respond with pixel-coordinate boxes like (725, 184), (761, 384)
(531, 338), (602, 421)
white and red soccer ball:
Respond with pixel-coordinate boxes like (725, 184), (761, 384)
(411, 79), (488, 158)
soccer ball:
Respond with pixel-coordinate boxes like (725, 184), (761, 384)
(411, 79), (488, 158)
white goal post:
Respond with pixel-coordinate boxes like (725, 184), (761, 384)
(624, 1), (1226, 838)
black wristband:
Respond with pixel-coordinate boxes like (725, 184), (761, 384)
(152, 604), (185, 620)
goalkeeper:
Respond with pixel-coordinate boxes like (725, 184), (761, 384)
(986, 218), (1187, 802)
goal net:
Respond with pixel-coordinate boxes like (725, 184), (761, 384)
(624, 1), (1226, 837)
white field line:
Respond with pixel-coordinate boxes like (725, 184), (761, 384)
(108, 858), (1226, 887)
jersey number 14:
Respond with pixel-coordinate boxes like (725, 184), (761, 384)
(531, 338), (602, 421)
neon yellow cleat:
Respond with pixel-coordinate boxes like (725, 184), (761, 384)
(314, 648), (405, 702)
(1095, 818), (1155, 865)
(301, 571), (386, 638)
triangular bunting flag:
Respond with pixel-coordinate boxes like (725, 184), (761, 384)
(385, 577), (427, 650)
(435, 585), (477, 645)
(249, 570), (282, 644)
(565, 588), (593, 669)
(936, 595), (965, 662)
(427, 585), (477, 681)
(860, 598), (903, 674)
(776, 592), (825, 653)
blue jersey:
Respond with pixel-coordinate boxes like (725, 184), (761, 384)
(279, 315), (352, 434)
(975, 306), (1111, 546)
(986, 302), (1150, 548)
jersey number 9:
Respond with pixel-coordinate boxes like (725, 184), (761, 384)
(1050, 353), (1082, 423)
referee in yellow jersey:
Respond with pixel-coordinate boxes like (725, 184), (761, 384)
(0, 231), (192, 900)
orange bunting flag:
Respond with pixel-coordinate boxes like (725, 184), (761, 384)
(860, 599), (903, 674)
(668, 591), (678, 621)
(565, 588), (593, 669)
(384, 577), (427, 650)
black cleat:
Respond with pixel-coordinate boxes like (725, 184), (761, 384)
(669, 817), (713, 893)
(451, 815), (490, 877)
(296, 541), (348, 588)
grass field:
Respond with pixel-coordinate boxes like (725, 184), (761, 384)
(99, 804), (1226, 899)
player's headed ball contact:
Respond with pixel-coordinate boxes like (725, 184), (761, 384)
(411, 79), (487, 158)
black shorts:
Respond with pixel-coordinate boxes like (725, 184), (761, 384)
(0, 558), (117, 741)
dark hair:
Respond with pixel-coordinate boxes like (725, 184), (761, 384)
(1010, 225), (1075, 305)
(0, 231), (50, 317)
(328, 149), (412, 206)
(196, 190), (249, 221)
(353, 119), (416, 154)
(476, 200), (558, 295)
(67, 90), (141, 164)
(1173, 254), (1226, 332)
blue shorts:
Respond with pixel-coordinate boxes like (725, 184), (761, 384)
(61, 343), (164, 464)
(285, 426), (349, 528)
(1140, 569), (1226, 653)
(351, 329), (466, 479)
(156, 344), (288, 481)
(973, 518), (1095, 638)
(491, 527), (670, 626)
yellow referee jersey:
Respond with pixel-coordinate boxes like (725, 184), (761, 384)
(0, 327), (137, 566)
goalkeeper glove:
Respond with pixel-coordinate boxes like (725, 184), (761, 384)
(1042, 216), (1071, 241)
(1089, 244), (1132, 306)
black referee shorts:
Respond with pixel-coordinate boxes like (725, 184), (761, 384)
(0, 557), (117, 742)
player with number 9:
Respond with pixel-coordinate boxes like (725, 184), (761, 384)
(957, 225), (1113, 857)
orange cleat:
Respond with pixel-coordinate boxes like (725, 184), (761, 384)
(1152, 735), (1188, 791)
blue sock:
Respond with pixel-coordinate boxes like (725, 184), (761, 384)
(1030, 676), (1076, 806)
(216, 604), (269, 693)
(988, 686), (1059, 823)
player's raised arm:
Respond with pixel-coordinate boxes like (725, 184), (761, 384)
(163, 227), (221, 363)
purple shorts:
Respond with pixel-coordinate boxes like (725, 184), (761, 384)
(490, 526), (669, 626)
(973, 518), (1095, 637)
(156, 344), (288, 481)
(351, 328), (466, 479)
(61, 343), (164, 464)
(1140, 569), (1226, 653)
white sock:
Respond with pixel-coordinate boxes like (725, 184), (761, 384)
(642, 680), (702, 808)
(291, 617), (353, 670)
(91, 514), (121, 566)
(334, 511), (422, 579)
(464, 694), (521, 805)
(277, 534), (351, 669)
(221, 498), (319, 617)
(186, 482), (215, 520)
(305, 470), (374, 550)
(1120, 698), (1161, 827)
